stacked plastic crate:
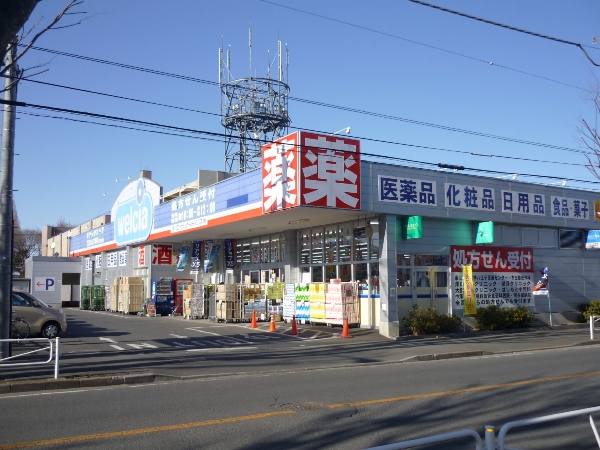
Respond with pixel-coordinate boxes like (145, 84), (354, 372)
(118, 276), (144, 314)
(90, 285), (106, 311)
(80, 286), (91, 310)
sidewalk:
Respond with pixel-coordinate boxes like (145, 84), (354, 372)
(1, 323), (597, 394)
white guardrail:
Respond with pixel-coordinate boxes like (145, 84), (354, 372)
(365, 406), (600, 450)
(0, 337), (60, 379)
(590, 316), (600, 340)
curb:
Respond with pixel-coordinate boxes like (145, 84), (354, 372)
(0, 373), (155, 394)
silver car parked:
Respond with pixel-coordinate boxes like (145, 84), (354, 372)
(12, 290), (67, 338)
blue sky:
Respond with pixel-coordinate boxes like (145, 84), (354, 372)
(8, 0), (600, 230)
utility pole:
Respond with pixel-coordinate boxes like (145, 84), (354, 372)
(0, 40), (18, 359)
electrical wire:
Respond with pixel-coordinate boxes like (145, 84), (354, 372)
(409, 0), (600, 66)
(23, 45), (586, 154)
(6, 98), (598, 187)
(260, 0), (592, 88)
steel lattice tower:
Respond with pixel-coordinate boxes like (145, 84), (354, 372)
(219, 30), (290, 173)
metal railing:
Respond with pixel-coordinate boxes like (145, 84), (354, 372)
(364, 429), (483, 449)
(0, 337), (60, 378)
(496, 406), (600, 450)
(365, 406), (600, 450)
(590, 316), (600, 339)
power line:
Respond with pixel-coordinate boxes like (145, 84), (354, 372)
(21, 77), (589, 165)
(260, 0), (592, 89)
(6, 98), (598, 187)
(24, 45), (586, 154)
(409, 0), (600, 66)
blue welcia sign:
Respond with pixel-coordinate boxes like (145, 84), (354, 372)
(115, 179), (154, 246)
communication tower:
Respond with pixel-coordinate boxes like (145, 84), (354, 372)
(219, 29), (290, 173)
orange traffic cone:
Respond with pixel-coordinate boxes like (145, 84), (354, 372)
(341, 316), (352, 338)
(290, 315), (298, 335)
(269, 312), (277, 332)
(249, 310), (258, 329)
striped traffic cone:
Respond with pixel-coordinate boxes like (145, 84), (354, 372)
(269, 312), (277, 332)
(290, 315), (298, 335)
(341, 316), (352, 338)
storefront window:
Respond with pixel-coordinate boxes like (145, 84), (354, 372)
(397, 268), (411, 287)
(280, 235), (286, 262)
(236, 240), (243, 264)
(241, 240), (251, 264)
(370, 263), (379, 293)
(261, 237), (270, 263)
(338, 224), (352, 262)
(271, 235), (280, 263)
(312, 266), (323, 282)
(414, 255), (449, 266)
(369, 226), (379, 261)
(311, 228), (323, 264)
(251, 239), (260, 263)
(355, 263), (368, 283)
(397, 254), (411, 267)
(300, 231), (310, 264)
(353, 227), (368, 261)
(434, 271), (448, 288)
(339, 264), (351, 282)
(325, 265), (336, 282)
(324, 226), (337, 263)
(301, 266), (311, 283)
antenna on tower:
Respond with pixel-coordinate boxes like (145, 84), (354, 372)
(219, 31), (291, 173)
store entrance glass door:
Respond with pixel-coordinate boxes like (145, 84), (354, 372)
(413, 267), (449, 313)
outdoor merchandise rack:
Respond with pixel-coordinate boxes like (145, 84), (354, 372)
(116, 276), (144, 314)
(80, 285), (91, 310)
(283, 280), (359, 327)
(89, 285), (106, 311)
(183, 283), (207, 319)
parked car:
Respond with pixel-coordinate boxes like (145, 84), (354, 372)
(12, 290), (67, 338)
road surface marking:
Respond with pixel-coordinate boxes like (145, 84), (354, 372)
(99, 338), (118, 343)
(169, 334), (188, 339)
(187, 347), (258, 352)
(109, 345), (125, 351)
(0, 410), (295, 449)
(327, 369), (600, 408)
(128, 343), (158, 350)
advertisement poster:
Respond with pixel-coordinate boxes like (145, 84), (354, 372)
(451, 245), (534, 308)
(177, 245), (190, 272)
(205, 241), (221, 273)
(203, 240), (214, 273)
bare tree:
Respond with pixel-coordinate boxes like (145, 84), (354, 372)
(13, 228), (42, 277)
(0, 0), (86, 88)
(580, 85), (600, 180)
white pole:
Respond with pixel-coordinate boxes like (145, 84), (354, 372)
(54, 337), (60, 378)
(591, 316), (595, 340)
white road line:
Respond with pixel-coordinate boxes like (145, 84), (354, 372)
(186, 328), (221, 336)
(128, 343), (158, 349)
(169, 334), (188, 338)
(109, 344), (125, 351)
(186, 347), (258, 352)
(171, 342), (193, 348)
(99, 337), (118, 343)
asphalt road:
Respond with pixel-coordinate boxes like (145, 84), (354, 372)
(2, 340), (600, 449)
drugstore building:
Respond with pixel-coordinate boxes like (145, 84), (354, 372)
(50, 131), (600, 338)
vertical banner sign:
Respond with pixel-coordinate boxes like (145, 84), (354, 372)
(205, 241), (221, 273)
(177, 245), (190, 272)
(462, 265), (477, 315)
(138, 246), (146, 267)
(224, 239), (235, 270)
(203, 240), (214, 273)
(190, 240), (202, 275)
